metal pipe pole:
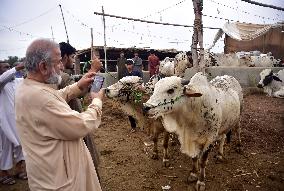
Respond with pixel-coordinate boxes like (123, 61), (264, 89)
(51, 26), (55, 41)
(59, 4), (69, 43)
(102, 6), (107, 71)
(91, 28), (94, 60)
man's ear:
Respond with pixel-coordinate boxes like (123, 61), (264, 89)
(38, 61), (49, 75)
(183, 85), (202, 97)
(61, 54), (68, 62)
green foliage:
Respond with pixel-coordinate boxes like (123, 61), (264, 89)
(132, 90), (143, 104)
(7, 56), (19, 66)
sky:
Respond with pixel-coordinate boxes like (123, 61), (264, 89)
(0, 0), (283, 60)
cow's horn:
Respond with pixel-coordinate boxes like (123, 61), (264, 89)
(181, 79), (190, 85)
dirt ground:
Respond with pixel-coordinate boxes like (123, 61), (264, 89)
(1, 93), (283, 191)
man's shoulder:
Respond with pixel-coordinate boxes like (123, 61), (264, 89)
(118, 57), (126, 61)
(134, 71), (142, 76)
(60, 72), (70, 78)
(16, 80), (57, 105)
(60, 72), (75, 88)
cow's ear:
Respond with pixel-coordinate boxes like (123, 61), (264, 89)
(183, 86), (202, 97)
(273, 75), (282, 82)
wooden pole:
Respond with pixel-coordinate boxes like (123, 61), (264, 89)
(59, 4), (69, 43)
(102, 6), (107, 71)
(191, 0), (204, 71)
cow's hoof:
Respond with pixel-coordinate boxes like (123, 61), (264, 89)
(215, 154), (224, 163)
(163, 158), (170, 167)
(187, 172), (198, 183)
(151, 153), (159, 160)
(195, 180), (205, 191)
(235, 144), (243, 154)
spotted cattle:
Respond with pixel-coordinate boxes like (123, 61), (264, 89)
(143, 73), (243, 190)
(105, 76), (171, 166)
(257, 69), (284, 98)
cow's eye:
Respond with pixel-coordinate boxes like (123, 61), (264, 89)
(167, 88), (174, 94)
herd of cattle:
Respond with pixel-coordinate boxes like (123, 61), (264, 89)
(104, 52), (284, 190)
(204, 50), (282, 67)
(157, 50), (282, 77)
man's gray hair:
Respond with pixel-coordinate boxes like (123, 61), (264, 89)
(25, 38), (59, 72)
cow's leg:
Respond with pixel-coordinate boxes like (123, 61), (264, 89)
(236, 121), (242, 153)
(169, 133), (178, 146)
(151, 130), (159, 160)
(216, 134), (226, 162)
(128, 116), (136, 132)
(196, 148), (211, 191)
(162, 131), (170, 167)
(187, 157), (199, 183)
(274, 90), (284, 98)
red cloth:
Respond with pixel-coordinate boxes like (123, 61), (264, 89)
(148, 55), (160, 77)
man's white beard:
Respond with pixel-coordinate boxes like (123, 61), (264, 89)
(45, 72), (62, 85)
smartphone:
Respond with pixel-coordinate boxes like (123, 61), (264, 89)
(90, 75), (105, 92)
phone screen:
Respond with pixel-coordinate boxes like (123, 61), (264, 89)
(90, 75), (105, 92)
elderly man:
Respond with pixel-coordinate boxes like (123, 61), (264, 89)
(15, 39), (104, 191)
(0, 62), (26, 185)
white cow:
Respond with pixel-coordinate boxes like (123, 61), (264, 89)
(159, 52), (193, 77)
(145, 52), (193, 94)
(250, 55), (276, 67)
(143, 73), (242, 190)
(105, 76), (171, 166)
(257, 69), (284, 98)
(144, 73), (166, 95)
(159, 57), (175, 76)
(205, 50), (279, 67)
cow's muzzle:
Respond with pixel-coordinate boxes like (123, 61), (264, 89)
(142, 106), (151, 116)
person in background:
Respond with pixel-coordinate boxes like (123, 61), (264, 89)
(148, 50), (160, 77)
(122, 59), (141, 133)
(117, 51), (127, 80)
(0, 62), (27, 185)
(58, 42), (101, 181)
(186, 51), (193, 68)
(132, 51), (143, 78)
(123, 59), (142, 78)
(106, 57), (116, 73)
(15, 60), (25, 78)
(15, 38), (104, 191)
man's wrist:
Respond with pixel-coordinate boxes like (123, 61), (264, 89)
(91, 98), (102, 110)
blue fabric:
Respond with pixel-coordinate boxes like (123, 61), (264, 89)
(123, 70), (141, 78)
